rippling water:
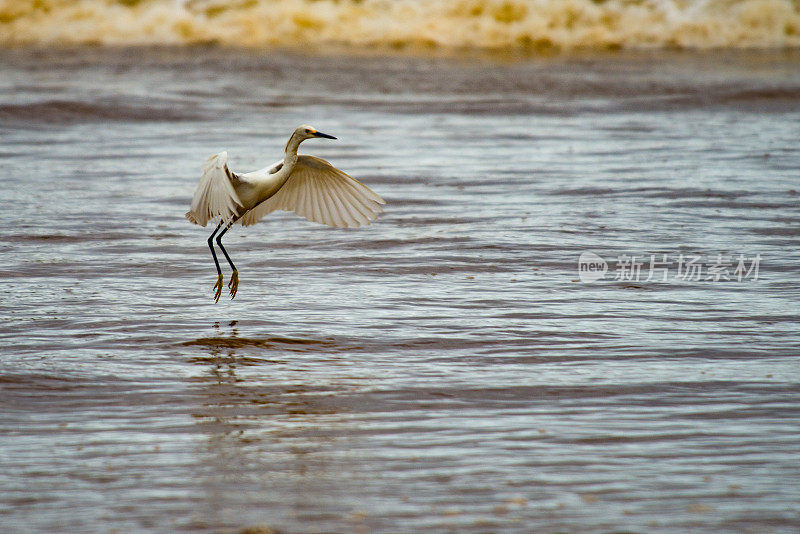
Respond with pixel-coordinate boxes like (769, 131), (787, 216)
(1, 47), (800, 533)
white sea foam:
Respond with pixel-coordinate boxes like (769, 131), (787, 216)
(1, 0), (799, 50)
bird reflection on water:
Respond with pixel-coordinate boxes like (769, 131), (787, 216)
(183, 322), (372, 532)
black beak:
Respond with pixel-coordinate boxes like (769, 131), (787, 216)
(314, 131), (337, 140)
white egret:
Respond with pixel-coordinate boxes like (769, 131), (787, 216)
(186, 125), (386, 302)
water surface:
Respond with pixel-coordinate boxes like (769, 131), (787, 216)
(1, 47), (799, 533)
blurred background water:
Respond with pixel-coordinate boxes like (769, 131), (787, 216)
(1, 45), (799, 532)
(3, 0), (800, 50)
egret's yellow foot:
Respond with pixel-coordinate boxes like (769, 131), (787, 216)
(229, 270), (239, 300)
(213, 273), (223, 303)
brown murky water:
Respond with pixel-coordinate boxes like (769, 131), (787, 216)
(1, 47), (799, 533)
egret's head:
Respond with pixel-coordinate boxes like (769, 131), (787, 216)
(296, 125), (337, 141)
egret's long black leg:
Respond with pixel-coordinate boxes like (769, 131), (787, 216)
(215, 217), (241, 299)
(208, 221), (225, 274)
(215, 219), (238, 272)
(208, 221), (225, 303)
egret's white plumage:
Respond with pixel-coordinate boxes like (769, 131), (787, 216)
(186, 125), (385, 302)
(238, 154), (385, 228)
(186, 151), (243, 226)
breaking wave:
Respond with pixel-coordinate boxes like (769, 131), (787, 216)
(1, 0), (800, 51)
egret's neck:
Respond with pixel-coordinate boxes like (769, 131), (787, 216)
(284, 134), (304, 165)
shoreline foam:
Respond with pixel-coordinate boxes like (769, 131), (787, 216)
(1, 0), (800, 52)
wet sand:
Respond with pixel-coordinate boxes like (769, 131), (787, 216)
(1, 47), (799, 532)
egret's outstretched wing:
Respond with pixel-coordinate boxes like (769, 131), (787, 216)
(240, 155), (385, 228)
(185, 151), (244, 227)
